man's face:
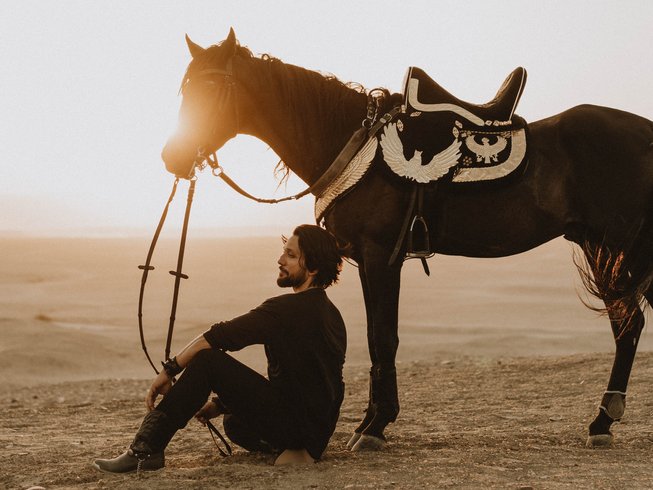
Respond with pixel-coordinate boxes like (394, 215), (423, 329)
(277, 235), (311, 290)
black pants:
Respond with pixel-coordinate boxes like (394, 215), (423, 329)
(156, 349), (302, 452)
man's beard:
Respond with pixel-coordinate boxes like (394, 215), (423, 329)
(277, 268), (309, 288)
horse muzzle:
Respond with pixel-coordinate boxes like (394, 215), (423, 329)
(161, 136), (198, 179)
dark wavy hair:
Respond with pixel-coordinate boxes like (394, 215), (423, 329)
(289, 225), (350, 288)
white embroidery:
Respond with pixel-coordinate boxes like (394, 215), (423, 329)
(465, 135), (508, 164)
(380, 122), (461, 184)
(452, 129), (526, 182)
(314, 137), (378, 221)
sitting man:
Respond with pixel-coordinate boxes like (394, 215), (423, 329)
(94, 224), (349, 472)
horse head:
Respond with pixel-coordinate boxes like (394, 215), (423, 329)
(162, 28), (245, 178)
(162, 29), (369, 184)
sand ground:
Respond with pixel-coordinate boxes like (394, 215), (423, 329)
(2, 236), (653, 489)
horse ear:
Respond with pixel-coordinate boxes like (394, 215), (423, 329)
(185, 34), (205, 59)
(223, 27), (237, 58)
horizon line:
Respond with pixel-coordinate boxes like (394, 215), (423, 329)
(0, 225), (294, 239)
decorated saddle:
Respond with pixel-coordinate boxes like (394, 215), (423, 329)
(315, 66), (529, 221)
(385, 66), (528, 184)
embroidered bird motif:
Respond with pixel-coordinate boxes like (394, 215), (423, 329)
(380, 122), (462, 183)
(465, 135), (508, 164)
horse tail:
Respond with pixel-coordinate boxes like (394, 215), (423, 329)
(572, 209), (653, 337)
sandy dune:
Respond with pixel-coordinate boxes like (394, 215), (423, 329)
(2, 235), (653, 488)
(2, 235), (644, 387)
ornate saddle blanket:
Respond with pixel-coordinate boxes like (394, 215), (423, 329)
(314, 66), (529, 221)
(385, 66), (528, 184)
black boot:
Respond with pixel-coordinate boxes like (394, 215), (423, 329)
(92, 448), (165, 474)
(93, 410), (176, 474)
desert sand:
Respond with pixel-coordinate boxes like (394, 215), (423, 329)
(2, 235), (653, 489)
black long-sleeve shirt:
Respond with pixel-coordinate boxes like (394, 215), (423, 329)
(203, 287), (346, 459)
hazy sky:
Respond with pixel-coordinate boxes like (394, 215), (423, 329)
(2, 1), (652, 236)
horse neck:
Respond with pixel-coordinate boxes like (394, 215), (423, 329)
(237, 57), (367, 185)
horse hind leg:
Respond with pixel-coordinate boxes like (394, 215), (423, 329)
(579, 242), (649, 447)
(586, 299), (644, 447)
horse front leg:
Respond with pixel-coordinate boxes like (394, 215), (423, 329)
(587, 300), (645, 447)
(349, 256), (402, 451)
(346, 265), (378, 449)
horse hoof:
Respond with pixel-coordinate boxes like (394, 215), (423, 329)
(351, 434), (386, 451)
(346, 432), (362, 450)
(586, 433), (613, 448)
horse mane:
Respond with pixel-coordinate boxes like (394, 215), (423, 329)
(261, 56), (368, 186)
(182, 40), (371, 186)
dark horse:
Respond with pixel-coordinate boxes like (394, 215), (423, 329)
(162, 29), (653, 451)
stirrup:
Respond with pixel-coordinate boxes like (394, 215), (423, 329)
(406, 215), (431, 259)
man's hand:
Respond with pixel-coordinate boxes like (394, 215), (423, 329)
(194, 400), (222, 426)
(145, 371), (173, 411)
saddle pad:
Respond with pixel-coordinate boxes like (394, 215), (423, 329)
(378, 113), (527, 184)
(315, 110), (527, 221)
(377, 68), (528, 185)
